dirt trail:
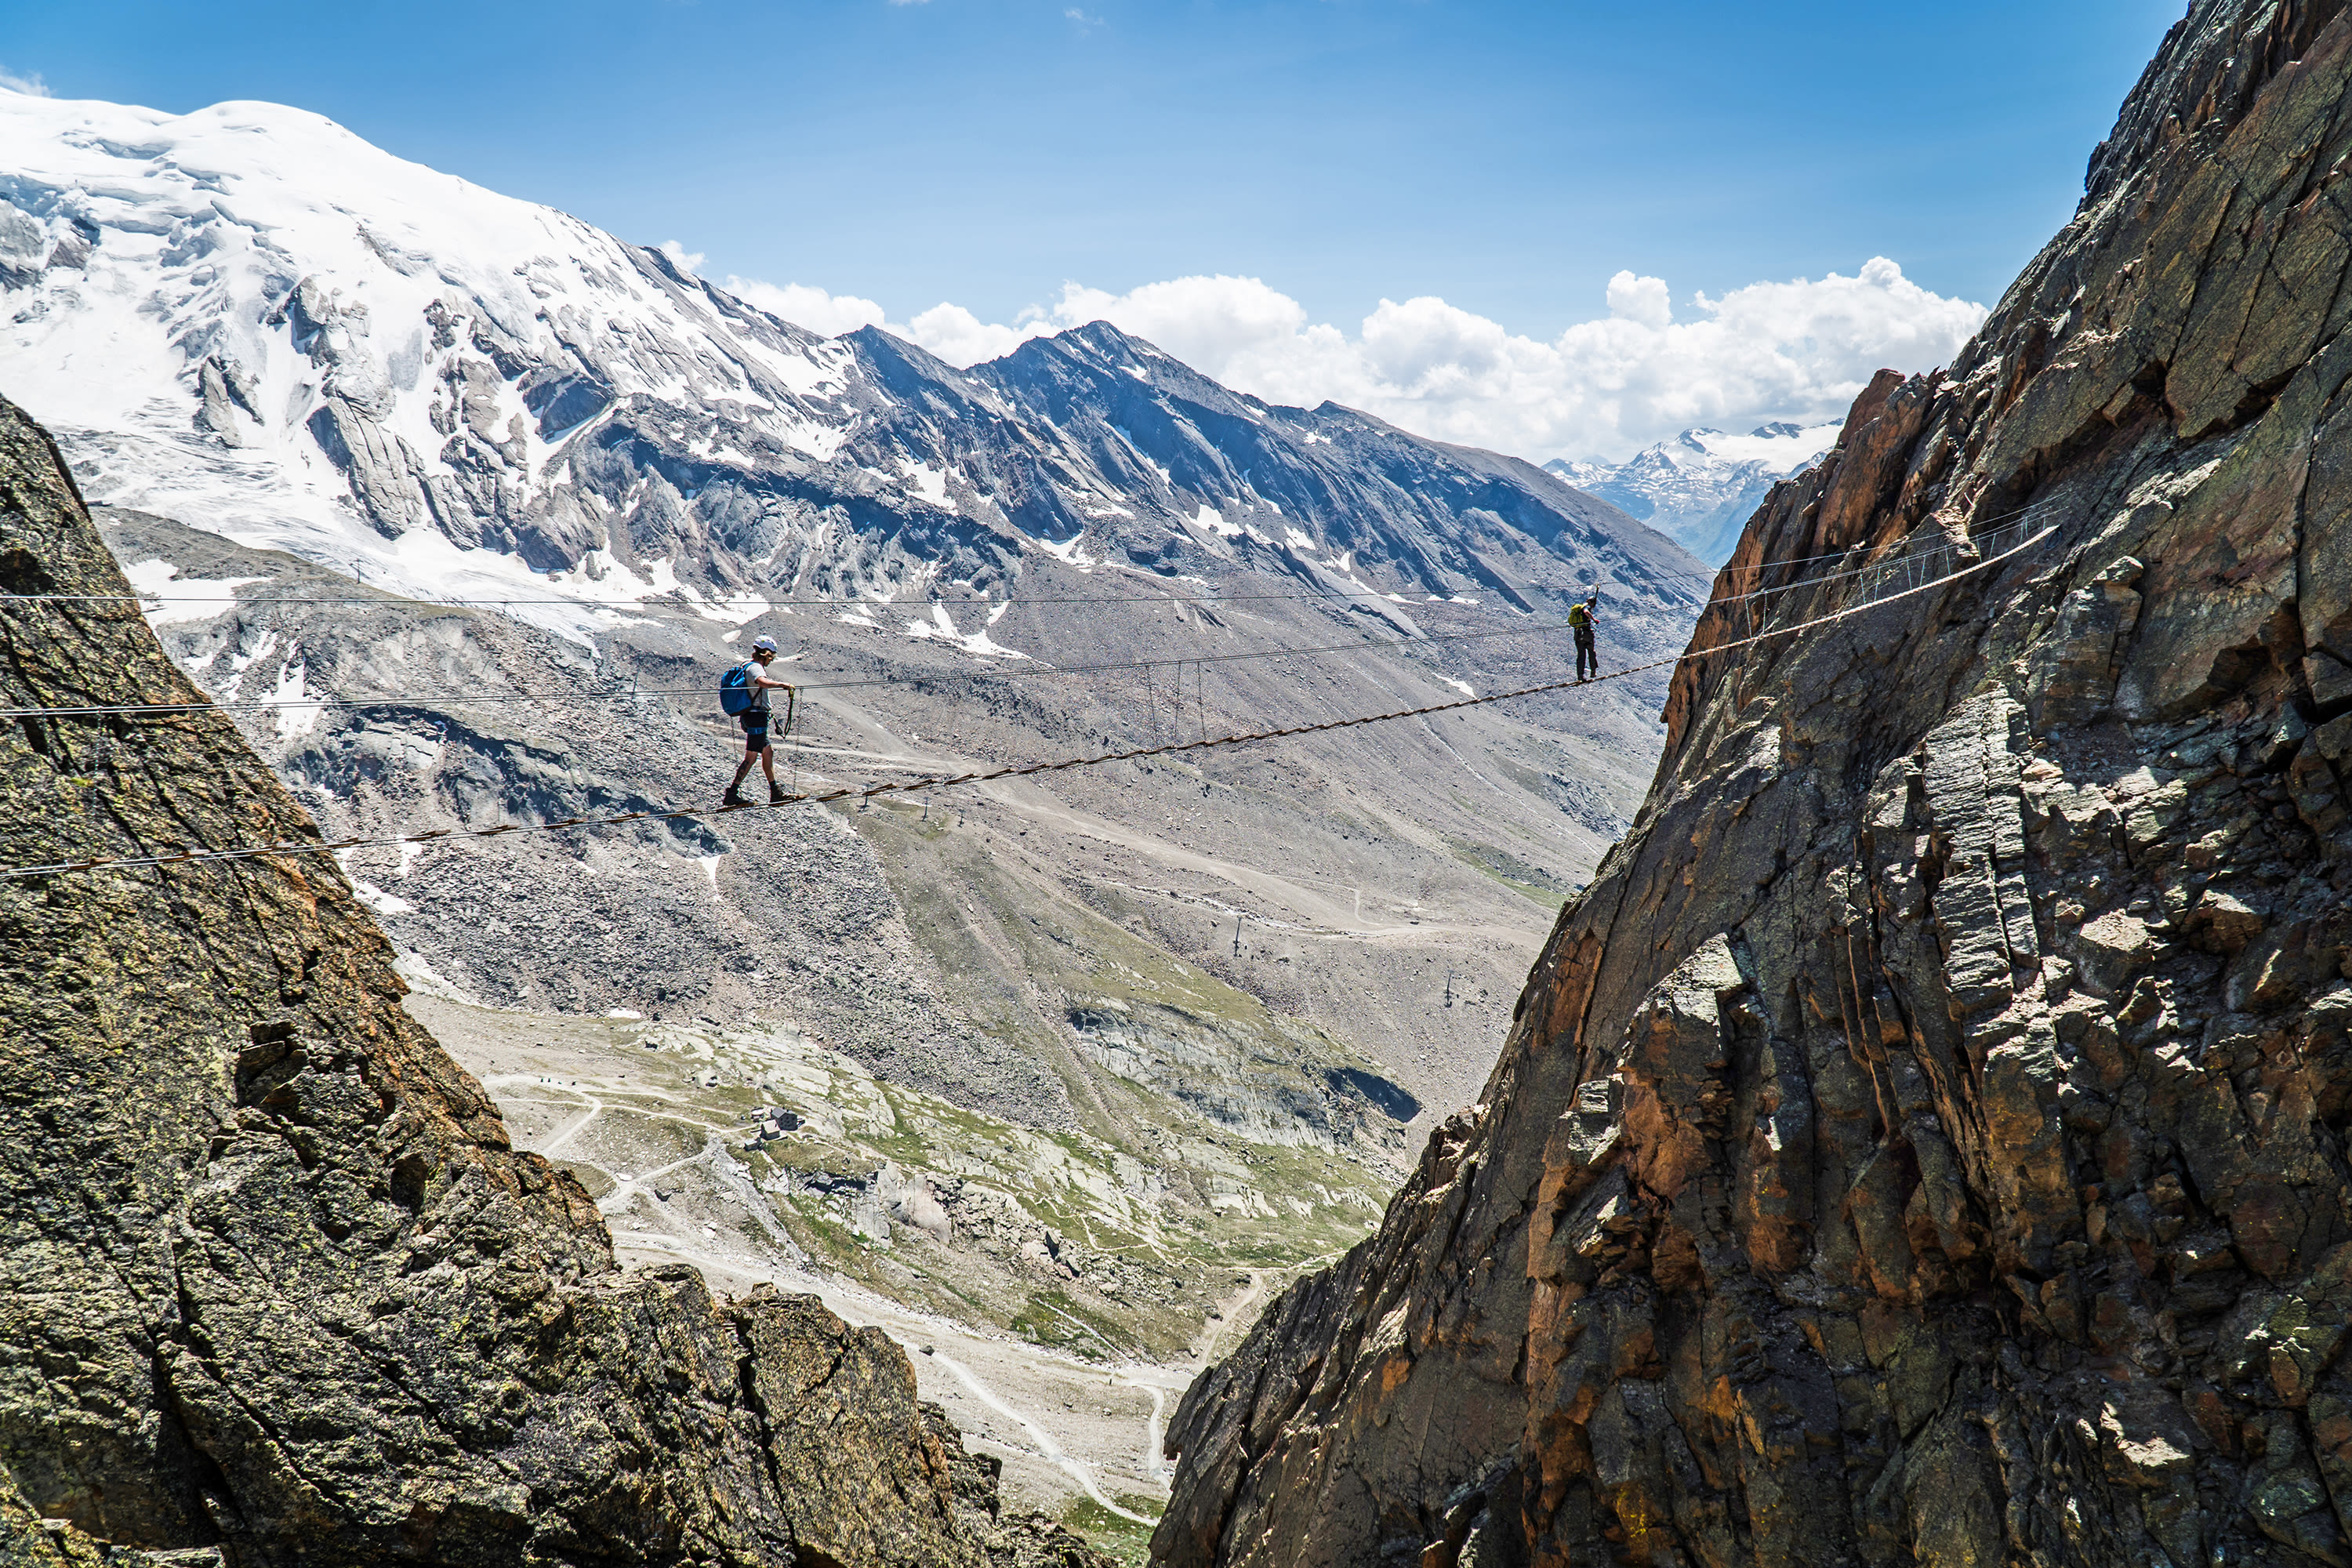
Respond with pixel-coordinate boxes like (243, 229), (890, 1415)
(612, 1222), (1182, 1520)
(477, 1066), (1181, 1519)
(535, 1094), (602, 1156)
(923, 1345), (1154, 1524)
(1193, 1269), (1269, 1370)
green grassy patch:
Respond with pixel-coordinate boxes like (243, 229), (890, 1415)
(1443, 834), (1573, 910)
(1060, 1494), (1164, 1567)
(1007, 1287), (1138, 1361)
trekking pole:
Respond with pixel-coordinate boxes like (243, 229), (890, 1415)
(782, 685), (798, 797)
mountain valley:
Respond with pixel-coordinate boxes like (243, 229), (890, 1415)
(13, 4), (2332, 1563)
(0, 79), (1711, 1560)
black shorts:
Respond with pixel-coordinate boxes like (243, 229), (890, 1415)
(740, 713), (771, 753)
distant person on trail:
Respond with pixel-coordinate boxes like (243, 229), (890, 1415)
(723, 636), (796, 808)
(1569, 591), (1599, 683)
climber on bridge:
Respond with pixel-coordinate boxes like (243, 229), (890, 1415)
(1568, 591), (1600, 683)
(721, 636), (797, 808)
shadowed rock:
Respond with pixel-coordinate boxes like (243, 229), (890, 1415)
(0, 398), (1105, 1566)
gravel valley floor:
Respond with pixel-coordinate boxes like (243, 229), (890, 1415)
(415, 986), (1335, 1562)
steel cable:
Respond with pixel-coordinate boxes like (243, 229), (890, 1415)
(0, 521), (2059, 880)
(1, 505), (2060, 724)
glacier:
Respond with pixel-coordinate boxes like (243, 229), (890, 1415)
(0, 84), (1701, 648)
(1547, 420), (1840, 566)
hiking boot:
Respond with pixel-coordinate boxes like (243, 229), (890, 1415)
(769, 784), (790, 804)
(722, 787), (746, 808)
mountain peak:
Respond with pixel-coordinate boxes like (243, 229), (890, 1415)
(1006, 318), (1189, 381)
(1542, 419), (1841, 564)
(0, 85), (1703, 620)
(1059, 318), (1149, 352)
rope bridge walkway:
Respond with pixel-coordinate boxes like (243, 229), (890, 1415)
(1, 518), (2060, 880)
(0, 499), (2066, 725)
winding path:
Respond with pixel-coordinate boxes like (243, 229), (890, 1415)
(923, 1347), (1155, 1525)
(475, 1069), (1351, 1530)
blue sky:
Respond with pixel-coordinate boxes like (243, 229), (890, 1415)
(1, 0), (2188, 458)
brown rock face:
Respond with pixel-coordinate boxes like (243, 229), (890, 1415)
(0, 403), (1107, 1565)
(1155, 3), (2352, 1565)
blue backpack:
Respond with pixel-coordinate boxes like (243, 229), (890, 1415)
(719, 660), (758, 716)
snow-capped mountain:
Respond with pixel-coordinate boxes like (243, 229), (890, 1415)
(1546, 422), (1840, 567)
(0, 85), (1721, 1201)
(0, 87), (1702, 637)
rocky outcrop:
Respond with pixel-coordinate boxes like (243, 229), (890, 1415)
(1154, 2), (2352, 1565)
(0, 400), (1105, 1565)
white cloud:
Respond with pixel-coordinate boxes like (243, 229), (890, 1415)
(903, 301), (1038, 365)
(1605, 270), (1673, 331)
(713, 257), (1985, 463)
(0, 67), (51, 97)
(658, 238), (705, 274)
(724, 278), (889, 338)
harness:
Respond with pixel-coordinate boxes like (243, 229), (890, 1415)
(742, 679), (797, 738)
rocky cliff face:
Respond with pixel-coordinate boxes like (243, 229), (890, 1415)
(1154, 3), (2352, 1565)
(0, 399), (1105, 1566)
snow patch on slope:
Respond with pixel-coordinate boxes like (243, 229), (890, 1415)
(121, 557), (264, 626)
(0, 86), (857, 621)
(902, 604), (1029, 660)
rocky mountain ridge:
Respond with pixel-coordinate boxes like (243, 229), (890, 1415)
(0, 390), (1110, 1566)
(0, 86), (1696, 630)
(1154, 2), (2352, 1564)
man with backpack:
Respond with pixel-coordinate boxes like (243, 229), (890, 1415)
(722, 635), (797, 807)
(1568, 591), (1599, 683)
